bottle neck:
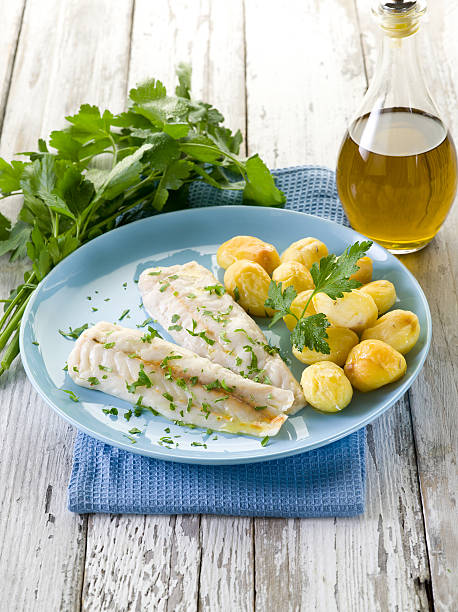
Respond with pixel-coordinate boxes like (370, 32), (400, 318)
(358, 26), (439, 120)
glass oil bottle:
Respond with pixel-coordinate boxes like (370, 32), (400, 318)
(336, 0), (457, 253)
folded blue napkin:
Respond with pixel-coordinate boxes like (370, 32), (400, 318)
(68, 166), (366, 517)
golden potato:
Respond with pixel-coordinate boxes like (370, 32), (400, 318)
(272, 261), (314, 294)
(224, 260), (274, 317)
(344, 339), (407, 392)
(349, 256), (373, 284)
(300, 362), (353, 412)
(359, 280), (397, 314)
(280, 237), (328, 269)
(216, 235), (280, 275)
(361, 310), (420, 354)
(293, 326), (359, 366)
(283, 290), (316, 331)
(312, 290), (378, 334)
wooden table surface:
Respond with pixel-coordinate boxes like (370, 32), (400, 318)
(0, 1), (456, 610)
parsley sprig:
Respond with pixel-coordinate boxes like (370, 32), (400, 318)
(0, 65), (285, 376)
(265, 241), (372, 353)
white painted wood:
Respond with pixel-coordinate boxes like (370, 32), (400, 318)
(199, 516), (254, 612)
(245, 0), (367, 168)
(355, 1), (458, 608)
(83, 514), (201, 611)
(0, 0), (25, 131)
(0, 1), (133, 611)
(128, 0), (246, 145)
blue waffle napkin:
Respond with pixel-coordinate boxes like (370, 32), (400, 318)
(68, 166), (366, 517)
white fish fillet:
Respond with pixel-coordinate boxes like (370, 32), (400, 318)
(138, 261), (305, 413)
(67, 322), (292, 437)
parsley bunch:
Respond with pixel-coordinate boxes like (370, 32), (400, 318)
(265, 241), (372, 354)
(0, 65), (285, 376)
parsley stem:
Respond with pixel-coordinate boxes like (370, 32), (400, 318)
(0, 297), (29, 351)
(298, 290), (318, 321)
(0, 328), (20, 372)
(0, 192), (21, 200)
(0, 276), (36, 330)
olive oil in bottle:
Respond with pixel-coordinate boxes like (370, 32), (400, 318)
(337, 108), (457, 253)
(336, 1), (457, 253)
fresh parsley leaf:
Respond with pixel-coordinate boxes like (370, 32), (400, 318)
(264, 281), (297, 326)
(290, 313), (330, 354)
(58, 323), (88, 340)
(62, 389), (79, 402)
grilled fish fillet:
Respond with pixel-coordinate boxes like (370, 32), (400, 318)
(138, 261), (305, 413)
(67, 322), (292, 437)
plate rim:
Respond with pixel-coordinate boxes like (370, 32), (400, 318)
(19, 206), (432, 465)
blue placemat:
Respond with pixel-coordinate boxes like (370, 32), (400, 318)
(68, 165), (366, 518)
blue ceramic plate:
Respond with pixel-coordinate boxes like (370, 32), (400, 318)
(20, 207), (431, 464)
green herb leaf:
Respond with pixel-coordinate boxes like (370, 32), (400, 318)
(290, 313), (330, 354)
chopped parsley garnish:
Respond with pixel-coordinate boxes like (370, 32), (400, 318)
(168, 324), (182, 331)
(104, 342), (115, 349)
(104, 298), (110, 302)
(123, 282), (127, 289)
(160, 354), (182, 368)
(171, 314), (180, 323)
(168, 274), (179, 280)
(63, 363), (68, 371)
(98, 364), (112, 372)
(204, 284), (225, 296)
(235, 328), (256, 344)
(201, 403), (211, 419)
(243, 345), (258, 371)
(141, 326), (162, 343)
(186, 293), (196, 299)
(255, 406), (267, 411)
(186, 398), (193, 412)
(190, 376), (198, 386)
(220, 379), (234, 392)
(128, 353), (139, 359)
(261, 436), (270, 447)
(206, 429), (213, 435)
(124, 409), (133, 421)
(175, 378), (187, 389)
(119, 309), (130, 321)
(136, 317), (153, 328)
(62, 389), (79, 402)
(87, 376), (100, 386)
(233, 287), (240, 302)
(58, 323), (88, 340)
(72, 366), (79, 372)
(159, 282), (170, 292)
(235, 356), (243, 367)
(186, 319), (215, 345)
(126, 363), (152, 393)
(103, 406), (118, 416)
(91, 307), (98, 312)
(32, 341), (39, 346)
(124, 434), (137, 444)
(220, 332), (231, 343)
(191, 441), (207, 448)
(204, 380), (222, 391)
(128, 427), (141, 435)
(169, 403), (176, 411)
(214, 395), (229, 403)
(148, 270), (161, 276)
(162, 392), (174, 401)
(102, 374), (108, 379)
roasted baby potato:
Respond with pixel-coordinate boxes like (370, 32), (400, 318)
(359, 280), (397, 314)
(300, 361), (353, 412)
(224, 260), (274, 317)
(272, 261), (314, 294)
(312, 290), (378, 334)
(283, 289), (316, 331)
(293, 326), (359, 366)
(280, 237), (328, 269)
(344, 339), (407, 392)
(349, 256), (373, 284)
(361, 309), (420, 354)
(217, 235), (280, 275)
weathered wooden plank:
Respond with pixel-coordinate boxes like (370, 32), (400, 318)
(246, 1), (432, 609)
(355, 1), (458, 609)
(0, 1), (133, 610)
(0, 0), (26, 133)
(82, 514), (201, 612)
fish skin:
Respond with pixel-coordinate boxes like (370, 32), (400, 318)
(138, 261), (305, 413)
(67, 322), (292, 437)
